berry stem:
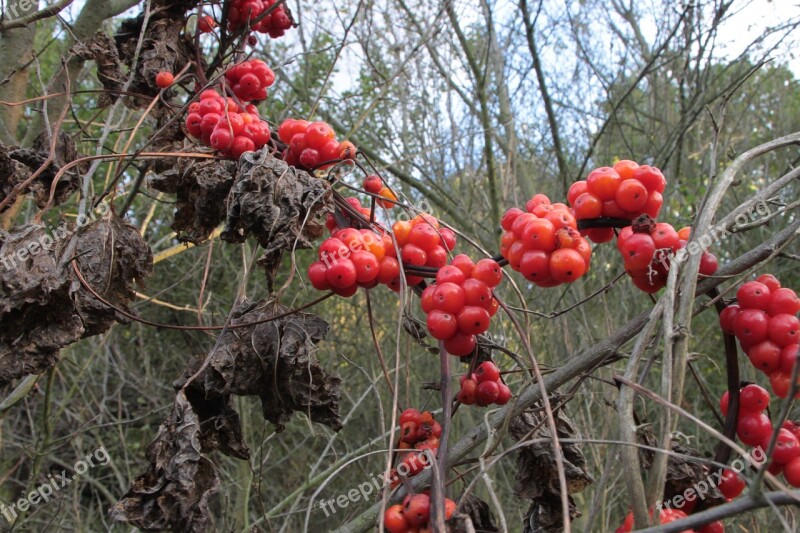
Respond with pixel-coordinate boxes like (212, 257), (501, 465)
(710, 287), (741, 480)
(431, 340), (453, 531)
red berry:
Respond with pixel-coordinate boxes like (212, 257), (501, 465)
(586, 167), (621, 201)
(403, 493), (431, 527)
(351, 250), (380, 284)
(780, 344), (799, 373)
(155, 71), (174, 88)
(307, 262), (330, 290)
(550, 249), (587, 283)
(457, 306), (491, 335)
(767, 288), (800, 316)
(567, 181), (588, 205)
(698, 521), (725, 533)
(439, 228), (457, 251)
(326, 259), (357, 289)
(474, 361), (500, 383)
(495, 382), (512, 405)
(699, 252), (719, 276)
(521, 218), (556, 251)
(719, 305), (741, 334)
(458, 378), (477, 404)
(739, 384), (771, 412)
(784, 457), (800, 487)
(426, 244), (448, 268)
(400, 408), (421, 425)
(475, 380), (500, 406)
(615, 179), (648, 212)
(632, 165), (666, 193)
(305, 121), (335, 148)
(620, 233), (655, 270)
(363, 175), (382, 194)
(734, 309), (770, 345)
(231, 135), (255, 158)
(747, 340), (782, 373)
(408, 224), (440, 252)
(462, 278), (492, 308)
(756, 274), (781, 293)
(472, 259), (503, 288)
(573, 192), (603, 219)
(737, 412), (773, 447)
(443, 332), (476, 356)
(762, 428), (800, 464)
(769, 314), (800, 347)
(718, 468), (745, 499)
(519, 250), (551, 284)
(737, 281), (771, 311)
(720, 390), (730, 417)
(383, 504), (408, 533)
(427, 310), (458, 340)
(501, 207), (525, 231)
(450, 254), (474, 277)
(198, 15), (216, 32)
(432, 282), (466, 314)
(210, 128), (233, 150)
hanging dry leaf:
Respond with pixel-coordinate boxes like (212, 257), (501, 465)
(221, 150), (331, 288)
(0, 212), (152, 385)
(175, 298), (342, 433)
(149, 157), (237, 244)
(510, 398), (593, 533)
(110, 390), (222, 532)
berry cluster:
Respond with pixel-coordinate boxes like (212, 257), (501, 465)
(395, 409), (442, 478)
(224, 59), (275, 102)
(393, 215), (457, 286)
(719, 275), (800, 397)
(569, 160), (665, 243)
(616, 218), (718, 293)
(384, 493), (456, 533)
(364, 174), (398, 208)
(500, 194), (592, 287)
(420, 256), (501, 356)
(278, 119), (357, 170)
(185, 89), (271, 158)
(227, 0), (294, 38)
(307, 228), (396, 297)
(324, 197), (372, 233)
(719, 384), (800, 485)
(457, 361), (511, 406)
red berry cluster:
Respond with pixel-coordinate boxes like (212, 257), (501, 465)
(500, 194), (592, 287)
(185, 89), (271, 158)
(324, 196), (372, 233)
(227, 0), (294, 38)
(393, 215), (457, 286)
(719, 385), (800, 485)
(569, 160), (665, 243)
(307, 227), (396, 297)
(420, 257), (501, 356)
(384, 493), (456, 533)
(224, 59), (275, 102)
(277, 119), (357, 170)
(719, 274), (800, 397)
(457, 361), (511, 406)
(396, 409), (442, 473)
(616, 219), (718, 293)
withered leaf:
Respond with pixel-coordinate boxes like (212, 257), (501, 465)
(110, 390), (221, 532)
(0, 144), (32, 214)
(175, 298), (341, 433)
(663, 442), (726, 510)
(450, 494), (499, 533)
(221, 150), (331, 288)
(510, 398), (593, 532)
(149, 157), (237, 244)
(0, 213), (152, 385)
(115, 7), (200, 112)
(72, 31), (124, 107)
(2, 132), (84, 209)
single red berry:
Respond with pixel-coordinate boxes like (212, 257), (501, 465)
(620, 233), (655, 270)
(400, 408), (421, 425)
(767, 288), (800, 316)
(762, 428), (800, 464)
(495, 382), (512, 405)
(720, 391), (730, 417)
(586, 167), (622, 201)
(427, 310), (458, 340)
(550, 248), (587, 283)
(462, 278), (492, 308)
(737, 281), (772, 311)
(747, 340), (782, 374)
(443, 332), (476, 356)
(436, 265), (466, 285)
(383, 504), (408, 533)
(756, 274), (781, 293)
(231, 135), (255, 158)
(615, 179), (648, 212)
(432, 282), (466, 314)
(718, 468), (746, 499)
(780, 344), (799, 373)
(734, 309), (770, 345)
(403, 493), (431, 527)
(351, 250), (380, 284)
(475, 380), (500, 406)
(458, 378), (477, 404)
(719, 305), (741, 334)
(474, 361), (500, 383)
(155, 71), (174, 88)
(784, 456), (800, 487)
(472, 259), (503, 288)
(769, 314), (800, 347)
(739, 384), (771, 412)
(307, 262), (330, 290)
(456, 306), (491, 335)
(326, 259), (357, 289)
(736, 412), (773, 447)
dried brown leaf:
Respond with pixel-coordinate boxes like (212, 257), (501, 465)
(72, 31), (124, 107)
